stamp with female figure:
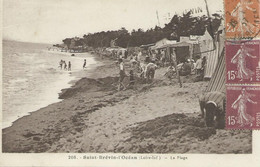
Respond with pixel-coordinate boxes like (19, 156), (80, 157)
(226, 40), (260, 84)
(226, 85), (260, 129)
(225, 0), (260, 39)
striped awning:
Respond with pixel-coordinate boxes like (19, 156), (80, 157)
(204, 46), (219, 78)
(205, 49), (226, 93)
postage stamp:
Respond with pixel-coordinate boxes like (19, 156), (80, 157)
(226, 85), (260, 129)
(225, 0), (260, 39)
(225, 40), (260, 84)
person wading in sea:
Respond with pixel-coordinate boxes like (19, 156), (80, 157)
(83, 59), (87, 69)
(59, 59), (63, 69)
(64, 61), (67, 70)
(68, 61), (71, 71)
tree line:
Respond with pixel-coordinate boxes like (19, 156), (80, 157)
(57, 12), (222, 49)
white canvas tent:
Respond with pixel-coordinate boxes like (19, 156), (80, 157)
(197, 29), (218, 79)
(140, 43), (155, 49)
(151, 38), (177, 50)
(205, 20), (225, 93)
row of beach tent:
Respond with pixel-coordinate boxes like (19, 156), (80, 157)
(139, 20), (224, 86)
(106, 21), (225, 94)
(145, 28), (222, 80)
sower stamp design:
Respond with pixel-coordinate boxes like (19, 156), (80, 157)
(225, 0), (260, 39)
(226, 85), (260, 129)
(226, 40), (260, 84)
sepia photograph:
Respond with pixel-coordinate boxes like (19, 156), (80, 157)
(1, 0), (254, 156)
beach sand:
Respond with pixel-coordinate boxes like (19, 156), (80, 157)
(2, 56), (252, 153)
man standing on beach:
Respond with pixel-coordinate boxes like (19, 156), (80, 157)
(195, 57), (203, 81)
(195, 56), (203, 77)
(118, 58), (126, 91)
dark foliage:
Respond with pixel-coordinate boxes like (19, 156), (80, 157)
(59, 12), (222, 49)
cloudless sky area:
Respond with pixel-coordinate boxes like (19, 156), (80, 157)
(3, 0), (223, 44)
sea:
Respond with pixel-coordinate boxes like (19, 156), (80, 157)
(2, 40), (97, 128)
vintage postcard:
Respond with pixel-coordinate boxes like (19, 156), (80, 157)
(1, 0), (260, 167)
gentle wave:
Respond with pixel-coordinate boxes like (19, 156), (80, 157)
(2, 41), (96, 128)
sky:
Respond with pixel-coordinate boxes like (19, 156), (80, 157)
(3, 0), (223, 44)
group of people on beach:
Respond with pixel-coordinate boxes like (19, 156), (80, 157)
(92, 45), (209, 91)
(115, 47), (208, 90)
(59, 60), (71, 71)
(117, 50), (159, 91)
(59, 59), (88, 71)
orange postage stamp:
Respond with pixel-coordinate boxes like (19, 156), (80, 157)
(225, 0), (260, 39)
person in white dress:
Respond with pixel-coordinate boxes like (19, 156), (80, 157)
(232, 88), (257, 127)
(231, 43), (257, 81)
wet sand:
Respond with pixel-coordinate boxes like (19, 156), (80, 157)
(2, 56), (252, 153)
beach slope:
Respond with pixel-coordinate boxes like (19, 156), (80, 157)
(2, 60), (252, 153)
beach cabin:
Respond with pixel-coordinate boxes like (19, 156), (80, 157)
(152, 38), (194, 64)
(164, 29), (221, 79)
(106, 47), (127, 58)
(149, 38), (177, 62)
(165, 41), (194, 64)
(60, 44), (68, 52)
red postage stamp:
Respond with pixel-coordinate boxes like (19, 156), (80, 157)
(225, 0), (260, 39)
(226, 40), (260, 84)
(226, 85), (260, 129)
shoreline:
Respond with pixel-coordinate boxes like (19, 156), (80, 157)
(2, 54), (252, 153)
(2, 53), (124, 152)
(2, 50), (100, 129)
